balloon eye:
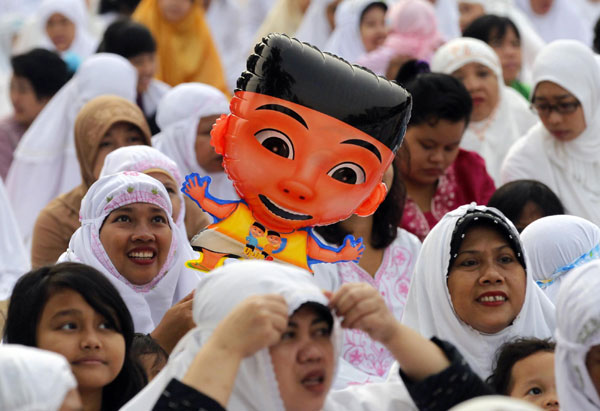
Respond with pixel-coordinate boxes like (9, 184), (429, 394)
(328, 163), (366, 184)
(255, 129), (295, 159)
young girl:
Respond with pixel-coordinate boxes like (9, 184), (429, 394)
(314, 163), (421, 385)
(4, 262), (146, 411)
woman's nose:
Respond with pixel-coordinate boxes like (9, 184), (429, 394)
(298, 342), (323, 363)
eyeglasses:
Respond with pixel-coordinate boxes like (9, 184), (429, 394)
(530, 100), (581, 117)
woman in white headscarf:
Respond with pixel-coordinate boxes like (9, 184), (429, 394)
(395, 204), (555, 379)
(58, 172), (199, 352)
(501, 40), (600, 226)
(0, 178), (29, 300)
(0, 344), (80, 411)
(555, 260), (600, 409)
(521, 215), (600, 304)
(294, 0), (336, 49)
(515, 0), (591, 46)
(6, 53), (137, 247)
(431, 38), (537, 184)
(324, 0), (387, 64)
(152, 82), (238, 203)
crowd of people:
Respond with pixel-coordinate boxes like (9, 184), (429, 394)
(1, 0), (600, 410)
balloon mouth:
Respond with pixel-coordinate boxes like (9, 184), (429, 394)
(259, 195), (313, 221)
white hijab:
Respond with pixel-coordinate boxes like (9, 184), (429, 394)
(433, 0), (460, 40)
(294, 0), (333, 49)
(0, 344), (77, 411)
(123, 260), (417, 411)
(450, 395), (543, 410)
(460, 0), (546, 83)
(555, 260), (600, 410)
(324, 0), (380, 64)
(152, 82), (238, 202)
(0, 178), (29, 300)
(37, 0), (97, 60)
(58, 172), (197, 334)
(6, 53), (137, 246)
(515, 0), (591, 46)
(501, 40), (600, 226)
(521, 215), (600, 304)
(397, 204), (555, 379)
(431, 37), (537, 184)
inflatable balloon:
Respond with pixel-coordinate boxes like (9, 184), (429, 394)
(182, 33), (412, 272)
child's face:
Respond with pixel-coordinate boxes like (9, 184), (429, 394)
(195, 114), (224, 173)
(267, 235), (281, 247)
(36, 288), (126, 392)
(215, 92), (393, 232)
(250, 225), (265, 237)
(507, 351), (559, 411)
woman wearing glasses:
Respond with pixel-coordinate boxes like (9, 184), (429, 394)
(501, 40), (600, 226)
(430, 37), (537, 185)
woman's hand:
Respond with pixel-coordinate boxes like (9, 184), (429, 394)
(210, 294), (289, 359)
(151, 291), (195, 354)
(326, 283), (400, 346)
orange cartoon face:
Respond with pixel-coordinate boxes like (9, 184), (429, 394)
(250, 224), (265, 238)
(211, 91), (394, 232)
(267, 233), (282, 247)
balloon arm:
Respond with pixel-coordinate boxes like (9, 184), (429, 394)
(307, 234), (365, 264)
(182, 173), (236, 220)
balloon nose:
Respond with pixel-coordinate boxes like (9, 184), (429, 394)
(278, 180), (315, 201)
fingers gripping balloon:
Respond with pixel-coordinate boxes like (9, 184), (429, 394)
(182, 33), (412, 273)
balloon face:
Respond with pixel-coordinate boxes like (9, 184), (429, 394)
(211, 91), (393, 232)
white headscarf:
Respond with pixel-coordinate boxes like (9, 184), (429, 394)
(99, 146), (200, 297)
(0, 178), (29, 300)
(324, 0), (381, 64)
(397, 204), (555, 379)
(152, 82), (238, 202)
(433, 0), (460, 40)
(37, 0), (97, 60)
(449, 395), (543, 410)
(0, 344), (77, 411)
(6, 53), (137, 246)
(515, 0), (591, 46)
(521, 215), (600, 304)
(123, 260), (417, 411)
(501, 40), (600, 226)
(555, 260), (600, 410)
(431, 37), (537, 184)
(58, 172), (197, 333)
(460, 0), (546, 83)
(294, 0), (333, 49)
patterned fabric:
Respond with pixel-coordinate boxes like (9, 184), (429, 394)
(537, 243), (600, 289)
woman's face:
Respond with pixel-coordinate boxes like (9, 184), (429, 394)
(507, 351), (559, 410)
(195, 114), (224, 173)
(447, 225), (527, 334)
(9, 75), (48, 127)
(530, 0), (554, 15)
(452, 62), (500, 122)
(99, 203), (173, 285)
(46, 13), (75, 52)
(145, 172), (182, 223)
(489, 27), (522, 85)
(92, 122), (147, 180)
(532, 81), (586, 142)
(36, 288), (125, 391)
(458, 2), (485, 32)
(400, 119), (465, 186)
(129, 52), (157, 94)
(359, 5), (387, 53)
(586, 344), (600, 400)
(270, 305), (334, 411)
(158, 0), (193, 22)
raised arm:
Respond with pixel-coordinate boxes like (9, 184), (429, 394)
(181, 173), (237, 220)
(307, 233), (365, 264)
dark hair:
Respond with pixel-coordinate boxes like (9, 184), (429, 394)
(10, 48), (69, 100)
(131, 333), (168, 379)
(252, 222), (266, 231)
(594, 16), (600, 53)
(487, 180), (564, 231)
(402, 71), (473, 127)
(463, 14), (521, 45)
(97, 19), (156, 59)
(99, 0), (141, 15)
(267, 231), (280, 237)
(315, 159), (406, 250)
(296, 302), (334, 332)
(360, 2), (388, 23)
(4, 263), (146, 410)
(486, 338), (555, 395)
(238, 33), (412, 152)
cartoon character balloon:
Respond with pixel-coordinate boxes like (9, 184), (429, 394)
(182, 33), (412, 273)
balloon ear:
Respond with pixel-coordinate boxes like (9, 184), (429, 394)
(354, 182), (387, 217)
(210, 114), (230, 155)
